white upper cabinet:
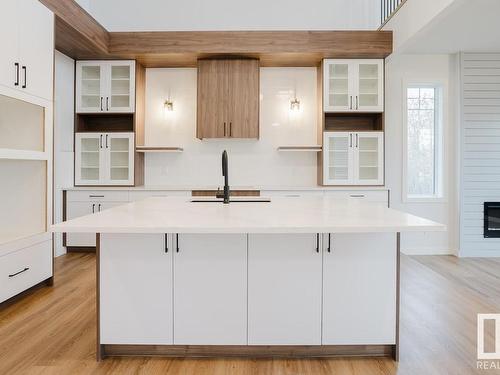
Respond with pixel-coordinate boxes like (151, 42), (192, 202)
(76, 60), (135, 113)
(0, 0), (53, 101)
(323, 59), (384, 113)
(323, 131), (384, 186)
(75, 132), (135, 186)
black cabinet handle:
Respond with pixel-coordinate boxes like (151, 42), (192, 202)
(223, 122), (226, 137)
(356, 95), (359, 110)
(100, 135), (103, 148)
(356, 134), (359, 148)
(350, 133), (352, 147)
(327, 234), (331, 253)
(176, 234), (179, 253)
(14, 63), (19, 86)
(22, 66), (27, 88)
(105, 134), (108, 148)
(106, 97), (109, 111)
(92, 204), (95, 213)
(165, 234), (169, 253)
(229, 122), (232, 137)
(98, 204), (101, 211)
(9, 267), (29, 278)
(100, 97), (103, 111)
(316, 233), (319, 253)
(350, 96), (353, 110)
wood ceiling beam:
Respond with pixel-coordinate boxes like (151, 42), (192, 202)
(39, 0), (110, 58)
(109, 31), (393, 59)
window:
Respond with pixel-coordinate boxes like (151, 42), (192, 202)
(404, 85), (443, 200)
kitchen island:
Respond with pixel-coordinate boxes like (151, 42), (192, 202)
(52, 196), (444, 361)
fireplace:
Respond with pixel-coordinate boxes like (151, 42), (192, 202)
(484, 202), (500, 238)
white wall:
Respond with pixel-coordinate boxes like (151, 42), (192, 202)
(144, 68), (319, 187)
(83, 0), (380, 31)
(54, 51), (75, 257)
(385, 54), (458, 255)
(459, 52), (500, 257)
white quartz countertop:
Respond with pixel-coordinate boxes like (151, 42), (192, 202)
(63, 185), (389, 192)
(52, 196), (445, 234)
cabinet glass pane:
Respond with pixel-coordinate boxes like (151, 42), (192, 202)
(110, 137), (130, 181)
(328, 64), (349, 108)
(328, 135), (349, 180)
(358, 136), (379, 181)
(0, 160), (46, 244)
(111, 66), (131, 108)
(358, 64), (379, 107)
(79, 137), (100, 181)
(81, 66), (101, 108)
(0, 95), (44, 152)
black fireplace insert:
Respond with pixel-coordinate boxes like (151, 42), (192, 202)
(484, 202), (500, 238)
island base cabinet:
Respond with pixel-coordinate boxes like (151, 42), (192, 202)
(248, 234), (322, 345)
(322, 233), (397, 345)
(100, 234), (173, 345)
(173, 234), (247, 345)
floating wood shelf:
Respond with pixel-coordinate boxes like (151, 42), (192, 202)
(136, 146), (184, 153)
(277, 146), (322, 152)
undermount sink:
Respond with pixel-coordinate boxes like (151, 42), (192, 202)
(190, 198), (271, 203)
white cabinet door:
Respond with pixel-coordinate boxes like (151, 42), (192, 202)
(322, 233), (397, 345)
(107, 61), (135, 113)
(76, 62), (107, 113)
(173, 234), (247, 345)
(75, 133), (106, 185)
(100, 233), (173, 344)
(105, 132), (134, 185)
(65, 201), (95, 247)
(248, 234), (322, 345)
(323, 60), (352, 112)
(354, 60), (384, 112)
(65, 200), (128, 247)
(323, 132), (354, 185)
(17, 0), (53, 101)
(0, 0), (19, 91)
(354, 132), (384, 185)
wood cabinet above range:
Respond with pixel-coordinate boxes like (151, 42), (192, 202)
(197, 59), (259, 139)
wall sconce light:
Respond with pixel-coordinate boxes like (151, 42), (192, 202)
(164, 100), (174, 112)
(290, 98), (300, 112)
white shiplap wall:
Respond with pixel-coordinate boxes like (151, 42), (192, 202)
(460, 53), (500, 257)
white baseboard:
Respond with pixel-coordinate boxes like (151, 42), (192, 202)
(402, 247), (456, 256)
(458, 249), (500, 258)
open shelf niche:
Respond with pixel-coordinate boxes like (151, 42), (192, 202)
(324, 112), (384, 132)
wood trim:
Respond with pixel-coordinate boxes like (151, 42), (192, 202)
(317, 62), (324, 185)
(102, 344), (394, 358)
(191, 190), (260, 197)
(133, 62), (146, 186)
(39, 0), (109, 57)
(67, 246), (96, 253)
(96, 233), (102, 361)
(109, 31), (393, 58)
(393, 232), (401, 361)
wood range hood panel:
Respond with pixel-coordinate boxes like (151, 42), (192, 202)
(40, 0), (393, 67)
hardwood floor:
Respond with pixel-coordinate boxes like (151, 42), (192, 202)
(1, 253), (499, 374)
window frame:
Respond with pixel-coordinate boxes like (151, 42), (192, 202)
(402, 81), (445, 203)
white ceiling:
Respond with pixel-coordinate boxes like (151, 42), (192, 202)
(75, 0), (381, 32)
(401, 0), (500, 54)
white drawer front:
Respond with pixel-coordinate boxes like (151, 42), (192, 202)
(261, 190), (324, 197)
(324, 190), (389, 203)
(129, 191), (190, 202)
(0, 240), (52, 302)
(66, 190), (130, 202)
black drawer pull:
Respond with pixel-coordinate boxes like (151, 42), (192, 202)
(89, 195), (105, 198)
(165, 234), (168, 253)
(350, 194), (365, 198)
(316, 233), (319, 253)
(9, 267), (29, 278)
(176, 234), (180, 253)
(14, 63), (19, 86)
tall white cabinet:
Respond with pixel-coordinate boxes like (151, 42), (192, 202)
(75, 132), (135, 186)
(323, 131), (384, 185)
(76, 61), (136, 113)
(0, 0), (54, 303)
(0, 0), (53, 101)
(323, 59), (384, 113)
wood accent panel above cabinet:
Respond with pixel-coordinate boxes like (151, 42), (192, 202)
(197, 59), (259, 139)
(37, 0), (393, 66)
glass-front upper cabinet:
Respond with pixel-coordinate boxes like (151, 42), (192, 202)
(76, 60), (135, 113)
(355, 132), (384, 185)
(323, 59), (384, 113)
